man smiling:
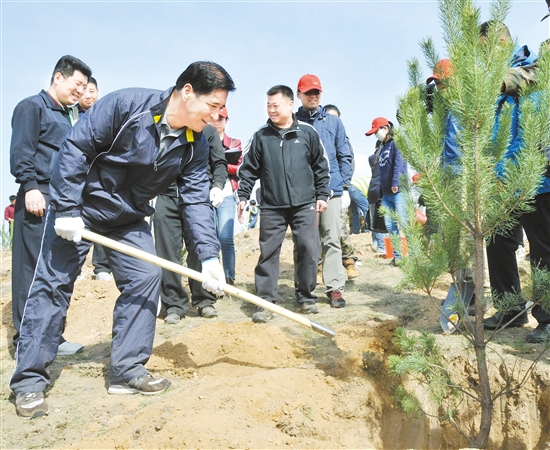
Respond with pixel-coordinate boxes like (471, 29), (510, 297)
(10, 61), (235, 419)
(10, 55), (92, 356)
(237, 85), (330, 323)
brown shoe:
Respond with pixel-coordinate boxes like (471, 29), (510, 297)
(343, 258), (358, 279)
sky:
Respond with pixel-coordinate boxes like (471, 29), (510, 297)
(1, 0), (549, 219)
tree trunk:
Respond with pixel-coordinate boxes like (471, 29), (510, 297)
(472, 234), (493, 448)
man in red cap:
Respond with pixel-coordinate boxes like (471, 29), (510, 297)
(426, 59), (454, 89)
(296, 74), (353, 308)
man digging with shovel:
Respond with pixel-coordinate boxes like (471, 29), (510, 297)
(10, 61), (235, 419)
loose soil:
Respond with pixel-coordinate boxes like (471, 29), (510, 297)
(1, 230), (549, 449)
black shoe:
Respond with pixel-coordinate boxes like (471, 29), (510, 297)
(251, 306), (274, 323)
(329, 290), (346, 308)
(15, 392), (48, 419)
(300, 302), (319, 314)
(199, 305), (218, 318)
(389, 258), (397, 266)
(483, 311), (528, 330)
(526, 323), (550, 343)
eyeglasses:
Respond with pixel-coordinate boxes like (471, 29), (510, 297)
(303, 90), (321, 96)
(63, 76), (87, 93)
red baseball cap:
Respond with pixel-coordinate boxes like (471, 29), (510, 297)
(297, 74), (323, 93)
(426, 59), (454, 84)
(365, 117), (390, 136)
(219, 107), (229, 119)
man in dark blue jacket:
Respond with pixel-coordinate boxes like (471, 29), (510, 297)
(296, 74), (353, 308)
(10, 55), (92, 356)
(10, 61), (235, 420)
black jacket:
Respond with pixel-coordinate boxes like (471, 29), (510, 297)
(10, 90), (72, 193)
(237, 116), (330, 209)
(368, 145), (383, 204)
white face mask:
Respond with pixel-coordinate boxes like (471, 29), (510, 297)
(375, 127), (388, 142)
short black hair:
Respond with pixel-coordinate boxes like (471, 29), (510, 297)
(479, 20), (511, 40)
(9, 195), (16, 201)
(88, 76), (98, 88)
(250, 199), (256, 205)
(324, 104), (341, 116)
(175, 61), (235, 96)
(50, 55), (92, 85)
(266, 85), (294, 101)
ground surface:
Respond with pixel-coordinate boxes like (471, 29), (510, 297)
(1, 230), (549, 449)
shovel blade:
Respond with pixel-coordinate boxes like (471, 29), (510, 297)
(440, 284), (460, 333)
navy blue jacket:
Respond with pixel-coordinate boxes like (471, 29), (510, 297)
(50, 87), (220, 261)
(296, 106), (353, 195)
(378, 138), (408, 196)
(237, 116), (330, 209)
(10, 90), (72, 193)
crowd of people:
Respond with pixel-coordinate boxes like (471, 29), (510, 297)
(6, 18), (550, 421)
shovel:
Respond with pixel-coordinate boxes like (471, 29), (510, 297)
(80, 229), (336, 338)
(440, 270), (476, 333)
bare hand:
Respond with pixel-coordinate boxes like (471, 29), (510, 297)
(391, 186), (399, 194)
(316, 200), (328, 214)
(25, 189), (46, 217)
(237, 201), (246, 224)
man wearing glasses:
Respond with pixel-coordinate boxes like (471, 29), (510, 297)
(296, 74), (353, 309)
(9, 55), (92, 356)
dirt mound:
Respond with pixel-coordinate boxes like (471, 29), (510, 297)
(148, 322), (306, 377)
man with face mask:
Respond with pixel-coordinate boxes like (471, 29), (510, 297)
(295, 74), (353, 308)
(365, 117), (408, 265)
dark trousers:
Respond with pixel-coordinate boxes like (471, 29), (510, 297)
(92, 244), (111, 274)
(152, 194), (215, 316)
(10, 211), (162, 394)
(256, 205), (319, 304)
(11, 185), (49, 345)
(487, 192), (550, 323)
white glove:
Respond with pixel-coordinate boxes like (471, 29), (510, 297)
(210, 187), (224, 208)
(54, 216), (85, 243)
(341, 190), (351, 210)
(201, 258), (226, 295)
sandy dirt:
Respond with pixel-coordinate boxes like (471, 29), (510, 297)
(1, 230), (549, 449)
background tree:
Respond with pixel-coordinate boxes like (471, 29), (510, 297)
(387, 0), (550, 447)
